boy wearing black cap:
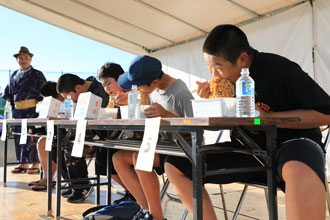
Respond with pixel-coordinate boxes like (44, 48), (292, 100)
(113, 55), (194, 220)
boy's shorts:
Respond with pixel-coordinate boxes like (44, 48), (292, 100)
(165, 138), (325, 192)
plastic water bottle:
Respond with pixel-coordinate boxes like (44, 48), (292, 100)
(135, 91), (141, 119)
(4, 101), (12, 119)
(236, 68), (255, 117)
(64, 95), (74, 119)
(128, 85), (140, 119)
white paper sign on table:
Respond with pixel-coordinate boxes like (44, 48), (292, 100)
(45, 120), (55, 151)
(71, 120), (87, 158)
(19, 119), (28, 144)
(1, 119), (7, 141)
(135, 117), (161, 172)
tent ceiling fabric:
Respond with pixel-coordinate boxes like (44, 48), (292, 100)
(0, 0), (306, 55)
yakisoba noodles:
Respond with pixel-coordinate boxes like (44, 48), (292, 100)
(106, 100), (115, 108)
(209, 76), (234, 98)
(139, 91), (149, 105)
(107, 91), (149, 108)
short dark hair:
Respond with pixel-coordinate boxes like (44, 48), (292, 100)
(145, 71), (164, 86)
(203, 24), (253, 64)
(98, 62), (124, 81)
(57, 73), (85, 93)
(40, 81), (59, 98)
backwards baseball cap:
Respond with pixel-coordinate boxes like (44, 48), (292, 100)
(118, 55), (162, 90)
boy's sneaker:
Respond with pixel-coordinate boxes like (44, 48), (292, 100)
(143, 212), (154, 220)
(113, 191), (136, 204)
(132, 210), (167, 220)
(67, 186), (94, 203)
(61, 188), (73, 198)
(132, 209), (145, 220)
(143, 212), (167, 220)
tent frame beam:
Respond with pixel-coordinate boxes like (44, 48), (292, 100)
(150, 0), (308, 53)
(23, 0), (149, 52)
(69, 0), (175, 44)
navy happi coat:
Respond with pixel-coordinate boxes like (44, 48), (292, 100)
(2, 66), (46, 162)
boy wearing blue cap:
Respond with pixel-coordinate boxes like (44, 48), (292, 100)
(113, 55), (194, 220)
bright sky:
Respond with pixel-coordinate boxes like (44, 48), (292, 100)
(0, 6), (136, 91)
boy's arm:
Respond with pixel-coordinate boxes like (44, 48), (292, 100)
(257, 106), (330, 129)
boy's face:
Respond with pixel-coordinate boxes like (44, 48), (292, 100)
(101, 77), (123, 95)
(16, 53), (32, 70)
(60, 91), (79, 102)
(60, 84), (85, 103)
(203, 52), (242, 84)
(138, 81), (157, 95)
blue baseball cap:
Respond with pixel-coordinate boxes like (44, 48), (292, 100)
(118, 55), (162, 90)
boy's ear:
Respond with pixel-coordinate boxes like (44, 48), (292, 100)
(237, 52), (249, 67)
(151, 79), (158, 85)
(75, 85), (82, 93)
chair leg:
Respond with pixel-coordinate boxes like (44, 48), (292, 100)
(181, 209), (189, 220)
(264, 188), (269, 212)
(219, 184), (228, 220)
(160, 177), (170, 201)
(232, 184), (249, 220)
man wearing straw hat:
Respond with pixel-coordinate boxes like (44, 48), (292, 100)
(2, 46), (46, 174)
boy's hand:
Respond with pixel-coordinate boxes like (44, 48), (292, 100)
(144, 103), (168, 118)
(255, 105), (269, 117)
(113, 92), (128, 106)
(196, 81), (210, 98)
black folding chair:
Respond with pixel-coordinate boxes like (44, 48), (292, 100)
(225, 125), (330, 219)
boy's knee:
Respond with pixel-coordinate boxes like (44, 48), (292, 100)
(37, 137), (46, 149)
(132, 152), (138, 165)
(282, 161), (316, 182)
(113, 150), (134, 167)
(165, 162), (181, 176)
(112, 151), (122, 164)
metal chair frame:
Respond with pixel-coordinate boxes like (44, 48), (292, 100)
(226, 125), (330, 219)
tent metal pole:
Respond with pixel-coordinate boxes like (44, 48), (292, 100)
(310, 0), (317, 80)
(133, 0), (207, 35)
(224, 0), (261, 17)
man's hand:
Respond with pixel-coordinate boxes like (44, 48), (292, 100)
(143, 103), (176, 118)
(196, 81), (210, 98)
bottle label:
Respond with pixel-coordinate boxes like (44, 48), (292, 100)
(241, 82), (254, 95)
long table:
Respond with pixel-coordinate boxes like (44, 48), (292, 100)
(1, 117), (300, 220)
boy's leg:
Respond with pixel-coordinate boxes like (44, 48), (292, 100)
(164, 142), (265, 220)
(278, 138), (326, 220)
(165, 162), (217, 220)
(113, 150), (148, 209)
(133, 152), (164, 220)
(37, 137), (56, 180)
(282, 161), (325, 220)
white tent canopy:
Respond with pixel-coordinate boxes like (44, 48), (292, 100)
(0, 0), (307, 55)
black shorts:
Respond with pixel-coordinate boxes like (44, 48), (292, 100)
(154, 154), (167, 175)
(165, 138), (325, 192)
(95, 148), (119, 175)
